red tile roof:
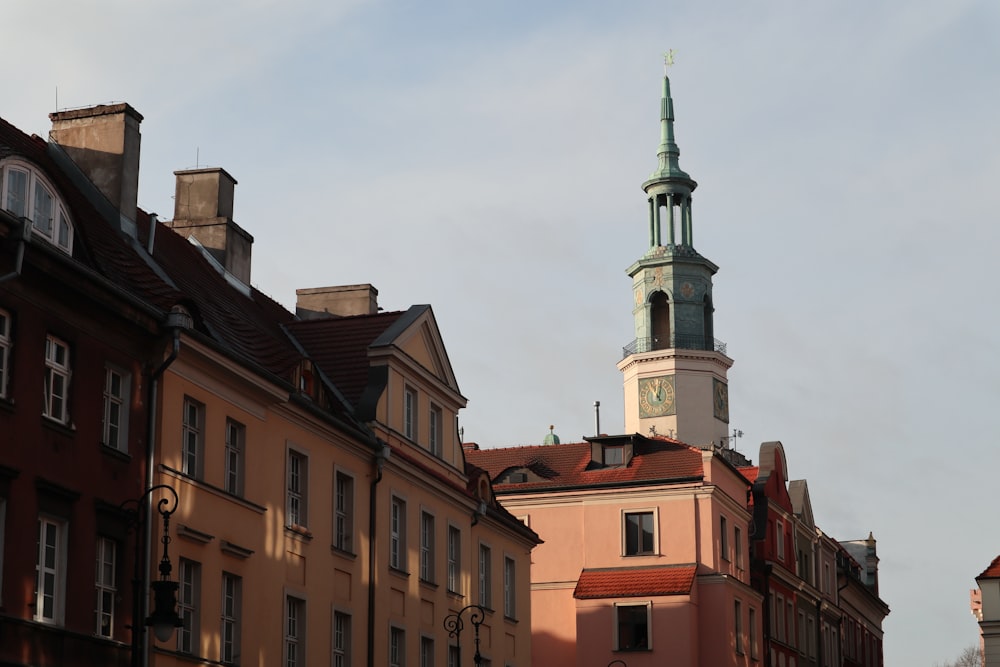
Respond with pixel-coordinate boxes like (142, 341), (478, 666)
(980, 555), (1000, 578)
(574, 564), (697, 599)
(466, 436), (704, 491)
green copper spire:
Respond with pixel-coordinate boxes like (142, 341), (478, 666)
(649, 53), (692, 183)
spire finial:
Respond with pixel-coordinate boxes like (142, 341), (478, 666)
(663, 49), (677, 74)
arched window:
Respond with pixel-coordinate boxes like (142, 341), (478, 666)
(703, 295), (714, 350)
(0, 159), (73, 254)
(649, 291), (670, 350)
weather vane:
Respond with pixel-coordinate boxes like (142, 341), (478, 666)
(663, 49), (677, 73)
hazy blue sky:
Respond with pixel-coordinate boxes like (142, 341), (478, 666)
(6, 1), (999, 664)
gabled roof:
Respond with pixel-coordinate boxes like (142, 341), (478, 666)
(284, 310), (404, 406)
(466, 435), (704, 492)
(574, 564), (697, 599)
(979, 555), (1000, 579)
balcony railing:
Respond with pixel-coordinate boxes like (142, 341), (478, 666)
(622, 334), (727, 359)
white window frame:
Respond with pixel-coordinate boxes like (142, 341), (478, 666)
(622, 508), (657, 556)
(1, 159), (73, 253)
(613, 601), (652, 651)
(429, 404), (443, 457)
(182, 397), (204, 478)
(503, 555), (516, 619)
(0, 308), (11, 399)
(285, 595), (305, 667)
(333, 609), (351, 667)
(447, 525), (461, 594)
(404, 386), (417, 440)
(390, 625), (405, 667)
(334, 470), (354, 553)
(95, 536), (117, 637)
(287, 448), (308, 528)
(43, 335), (71, 424)
(221, 572), (241, 665)
(390, 496), (406, 571)
(419, 510), (435, 583)
(35, 516), (67, 625)
(478, 542), (492, 609)
(177, 558), (200, 652)
(734, 525), (743, 570)
(225, 419), (245, 496)
(102, 365), (130, 452)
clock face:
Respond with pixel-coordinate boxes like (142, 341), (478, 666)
(713, 379), (730, 423)
(638, 375), (676, 418)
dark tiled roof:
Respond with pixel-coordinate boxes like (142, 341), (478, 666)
(285, 312), (404, 407)
(466, 436), (704, 491)
(574, 564), (697, 599)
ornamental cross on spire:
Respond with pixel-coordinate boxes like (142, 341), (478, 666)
(663, 49), (677, 73)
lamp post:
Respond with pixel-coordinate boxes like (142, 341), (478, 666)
(122, 484), (183, 667)
(443, 604), (486, 667)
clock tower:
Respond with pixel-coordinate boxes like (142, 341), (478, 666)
(617, 64), (733, 447)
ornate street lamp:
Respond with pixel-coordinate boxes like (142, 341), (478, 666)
(444, 604), (486, 667)
(122, 484), (183, 665)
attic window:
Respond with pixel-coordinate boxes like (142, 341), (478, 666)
(501, 469), (529, 484)
(1, 159), (73, 254)
(604, 445), (624, 467)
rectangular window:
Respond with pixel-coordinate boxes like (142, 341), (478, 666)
(734, 526), (743, 570)
(335, 472), (354, 553)
(448, 645), (460, 667)
(287, 450), (308, 528)
(0, 308), (11, 399)
(604, 445), (624, 466)
(798, 610), (806, 653)
(504, 556), (516, 619)
(285, 596), (305, 667)
(775, 595), (784, 642)
(447, 525), (461, 593)
(390, 627), (405, 667)
(776, 519), (784, 560)
(420, 511), (435, 582)
(221, 573), (241, 665)
(624, 511), (655, 556)
(787, 601), (794, 648)
(43, 335), (70, 423)
(404, 387), (417, 440)
(225, 419), (245, 496)
(720, 515), (729, 561)
(735, 599), (743, 654)
(34, 181), (54, 236)
(5, 168), (27, 217)
(102, 366), (129, 452)
(478, 544), (492, 608)
(182, 398), (204, 478)
(178, 559), (201, 653)
(333, 611), (351, 667)
(429, 405), (443, 457)
(750, 607), (759, 659)
(807, 614), (816, 658)
(420, 636), (434, 667)
(390, 497), (406, 571)
(95, 537), (117, 637)
(34, 516), (67, 624)
(615, 603), (650, 651)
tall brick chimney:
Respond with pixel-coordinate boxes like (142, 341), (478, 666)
(167, 167), (252, 287)
(49, 103), (143, 223)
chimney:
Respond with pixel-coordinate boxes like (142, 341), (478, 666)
(167, 168), (252, 286)
(296, 285), (379, 319)
(49, 103), (143, 223)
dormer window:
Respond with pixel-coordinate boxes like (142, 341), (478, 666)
(604, 445), (625, 466)
(1, 160), (73, 254)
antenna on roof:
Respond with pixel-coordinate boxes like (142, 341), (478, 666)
(720, 428), (743, 449)
(593, 401), (601, 436)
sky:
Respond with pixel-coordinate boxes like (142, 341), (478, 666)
(5, 1), (1000, 664)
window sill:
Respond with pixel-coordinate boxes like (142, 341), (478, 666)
(41, 415), (75, 436)
(419, 578), (439, 590)
(100, 444), (131, 462)
(503, 615), (518, 625)
(331, 545), (357, 560)
(389, 566), (410, 579)
(285, 524), (313, 541)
